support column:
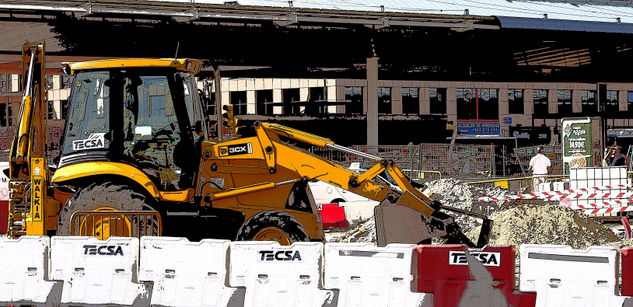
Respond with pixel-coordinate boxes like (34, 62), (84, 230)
(367, 57), (379, 151)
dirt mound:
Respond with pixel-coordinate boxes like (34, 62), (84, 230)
(469, 204), (619, 249)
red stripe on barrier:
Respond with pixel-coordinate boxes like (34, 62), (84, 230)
(0, 200), (6, 234)
(622, 248), (633, 296)
(416, 245), (535, 307)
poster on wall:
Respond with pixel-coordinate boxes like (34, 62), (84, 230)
(561, 118), (591, 174)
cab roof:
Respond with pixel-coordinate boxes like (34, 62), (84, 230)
(62, 58), (202, 75)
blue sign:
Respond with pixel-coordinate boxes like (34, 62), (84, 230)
(503, 117), (512, 125)
(457, 122), (501, 136)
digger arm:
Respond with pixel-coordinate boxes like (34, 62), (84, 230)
(251, 122), (490, 246)
(256, 122), (437, 214)
(7, 42), (48, 237)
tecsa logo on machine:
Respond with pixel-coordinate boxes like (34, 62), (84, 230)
(448, 251), (500, 267)
(83, 245), (125, 256)
(259, 250), (302, 261)
(218, 143), (253, 157)
(72, 133), (106, 151)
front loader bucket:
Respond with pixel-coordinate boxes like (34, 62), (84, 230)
(375, 201), (493, 248)
(374, 204), (446, 246)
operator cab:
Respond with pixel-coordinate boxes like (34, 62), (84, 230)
(59, 59), (208, 191)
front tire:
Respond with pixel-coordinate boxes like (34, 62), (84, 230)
(57, 182), (158, 238)
(236, 211), (309, 245)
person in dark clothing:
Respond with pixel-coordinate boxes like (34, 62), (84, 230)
(607, 147), (630, 167)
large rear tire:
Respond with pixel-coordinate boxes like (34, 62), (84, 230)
(236, 211), (309, 245)
(57, 182), (158, 238)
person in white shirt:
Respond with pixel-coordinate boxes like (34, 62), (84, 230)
(529, 146), (552, 192)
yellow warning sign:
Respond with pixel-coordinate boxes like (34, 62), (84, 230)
(31, 158), (44, 223)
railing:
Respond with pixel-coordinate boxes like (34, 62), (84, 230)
(70, 211), (162, 240)
(467, 175), (568, 193)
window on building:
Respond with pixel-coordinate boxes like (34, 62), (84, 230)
(478, 89), (498, 120)
(429, 88), (446, 114)
(533, 89), (548, 115)
(605, 90), (619, 113)
(401, 88), (419, 114)
(230, 91), (247, 115)
(345, 86), (363, 115)
(203, 89), (216, 116)
(557, 90), (572, 115)
(283, 88), (301, 115)
(305, 87), (326, 116)
(256, 90), (273, 116)
(48, 100), (56, 120)
(8, 105), (12, 126)
(628, 91), (633, 113)
(457, 88), (476, 119)
(508, 89), (524, 114)
(581, 90), (596, 114)
(0, 103), (6, 127)
(378, 87), (392, 114)
(457, 88), (498, 120)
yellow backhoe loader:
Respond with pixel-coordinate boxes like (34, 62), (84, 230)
(6, 42), (491, 247)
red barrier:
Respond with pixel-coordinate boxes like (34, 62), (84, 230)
(416, 245), (535, 307)
(622, 248), (633, 296)
(0, 200), (7, 234)
(318, 203), (349, 229)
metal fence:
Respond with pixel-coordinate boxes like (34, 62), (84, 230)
(310, 143), (498, 180)
(514, 145), (563, 176)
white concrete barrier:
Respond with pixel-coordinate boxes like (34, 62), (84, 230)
(339, 201), (377, 222)
(519, 244), (626, 307)
(50, 236), (150, 306)
(229, 241), (333, 307)
(0, 236), (61, 305)
(139, 236), (243, 307)
(323, 243), (429, 307)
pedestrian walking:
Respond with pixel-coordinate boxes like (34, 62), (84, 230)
(529, 146), (551, 192)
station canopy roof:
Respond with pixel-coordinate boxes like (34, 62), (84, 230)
(156, 0), (633, 24)
(2, 0), (633, 33)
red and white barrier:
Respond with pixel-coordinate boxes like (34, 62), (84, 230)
(416, 245), (535, 307)
(480, 190), (633, 202)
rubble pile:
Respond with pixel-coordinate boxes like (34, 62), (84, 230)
(325, 217), (376, 243)
(469, 204), (619, 249)
(426, 178), (508, 233)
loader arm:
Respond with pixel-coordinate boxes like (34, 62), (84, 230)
(254, 122), (489, 247)
(7, 42), (50, 237)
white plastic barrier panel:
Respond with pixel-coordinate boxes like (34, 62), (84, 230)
(50, 236), (150, 306)
(0, 236), (61, 305)
(519, 244), (626, 307)
(339, 201), (378, 222)
(324, 243), (429, 307)
(229, 241), (333, 307)
(139, 236), (243, 307)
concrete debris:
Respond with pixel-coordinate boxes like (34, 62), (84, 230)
(325, 217), (376, 243)
(426, 178), (508, 233)
(468, 204), (619, 249)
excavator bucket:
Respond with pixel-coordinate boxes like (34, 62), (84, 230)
(374, 200), (492, 248)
